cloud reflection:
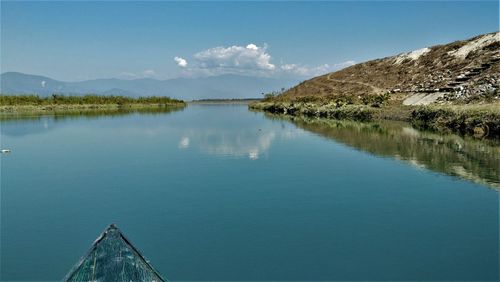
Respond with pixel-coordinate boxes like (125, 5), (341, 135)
(179, 137), (190, 149)
(177, 124), (304, 160)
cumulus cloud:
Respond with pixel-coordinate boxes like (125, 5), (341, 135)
(193, 43), (275, 71)
(246, 43), (258, 51)
(174, 56), (188, 68)
(175, 43), (354, 78)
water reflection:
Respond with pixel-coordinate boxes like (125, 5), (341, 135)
(178, 128), (279, 160)
(0, 107), (184, 137)
(163, 104), (304, 160)
(0, 105), (287, 161)
(264, 113), (500, 189)
(0, 106), (185, 121)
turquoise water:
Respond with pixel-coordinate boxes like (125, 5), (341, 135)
(1, 104), (498, 281)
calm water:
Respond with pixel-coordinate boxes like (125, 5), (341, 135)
(1, 104), (498, 281)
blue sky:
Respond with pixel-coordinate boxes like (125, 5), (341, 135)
(1, 1), (498, 81)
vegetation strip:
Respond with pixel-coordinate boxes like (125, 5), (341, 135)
(0, 95), (186, 113)
(250, 101), (500, 139)
(410, 104), (500, 138)
(249, 102), (375, 122)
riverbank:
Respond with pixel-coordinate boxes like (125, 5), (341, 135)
(0, 105), (187, 122)
(410, 103), (500, 138)
(0, 95), (186, 115)
(249, 101), (500, 139)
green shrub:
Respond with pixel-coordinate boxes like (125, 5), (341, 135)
(361, 93), (390, 107)
(411, 106), (500, 138)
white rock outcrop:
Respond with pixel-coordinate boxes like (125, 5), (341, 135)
(448, 32), (499, 59)
(394, 47), (431, 64)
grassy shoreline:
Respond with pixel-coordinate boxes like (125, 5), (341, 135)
(0, 94), (186, 115)
(249, 101), (413, 121)
(249, 101), (500, 139)
(410, 103), (500, 138)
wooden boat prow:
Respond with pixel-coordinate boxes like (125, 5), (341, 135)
(64, 224), (165, 282)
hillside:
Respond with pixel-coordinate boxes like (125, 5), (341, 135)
(277, 32), (499, 105)
(251, 32), (500, 138)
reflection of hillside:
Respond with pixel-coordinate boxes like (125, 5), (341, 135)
(266, 113), (500, 189)
(0, 107), (184, 137)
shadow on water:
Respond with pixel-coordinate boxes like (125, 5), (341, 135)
(264, 113), (500, 189)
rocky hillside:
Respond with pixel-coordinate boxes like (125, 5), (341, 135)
(279, 32), (499, 105)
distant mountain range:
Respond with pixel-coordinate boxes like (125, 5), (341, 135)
(0, 72), (299, 100)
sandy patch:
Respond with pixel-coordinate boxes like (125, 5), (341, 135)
(448, 32), (499, 59)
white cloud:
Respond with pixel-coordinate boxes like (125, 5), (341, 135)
(119, 72), (137, 78)
(174, 56), (188, 68)
(118, 70), (157, 79)
(280, 64), (298, 71)
(280, 60), (355, 77)
(193, 43), (275, 71)
(142, 69), (156, 77)
(175, 43), (354, 78)
(336, 60), (356, 68)
(246, 44), (258, 50)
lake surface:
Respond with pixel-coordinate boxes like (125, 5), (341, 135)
(1, 104), (498, 281)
